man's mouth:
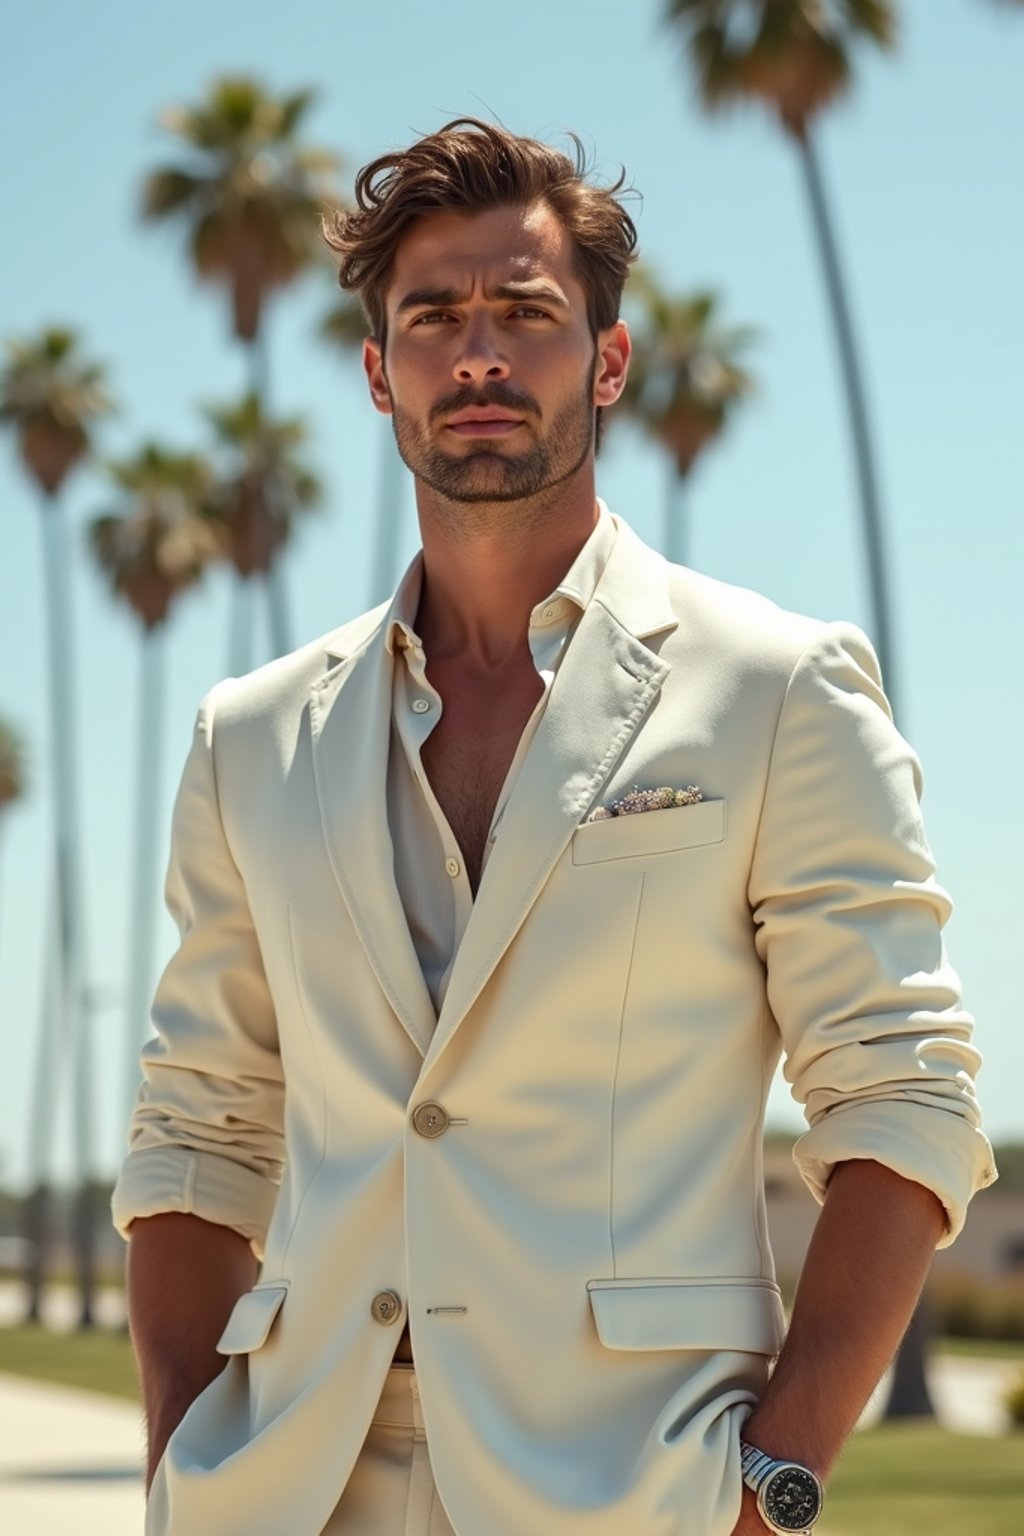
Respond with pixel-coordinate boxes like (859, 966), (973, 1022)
(446, 419), (524, 437)
(445, 408), (526, 438)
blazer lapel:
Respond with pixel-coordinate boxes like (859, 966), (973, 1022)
(427, 520), (677, 1069)
(310, 621), (437, 1056)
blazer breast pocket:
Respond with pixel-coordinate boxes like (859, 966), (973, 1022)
(571, 798), (726, 866)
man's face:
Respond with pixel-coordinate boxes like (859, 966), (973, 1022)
(363, 202), (624, 505)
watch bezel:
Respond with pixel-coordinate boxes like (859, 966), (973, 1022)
(755, 1460), (824, 1533)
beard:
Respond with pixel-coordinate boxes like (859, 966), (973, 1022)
(387, 358), (597, 506)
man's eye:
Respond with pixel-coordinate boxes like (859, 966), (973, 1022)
(512, 306), (549, 319)
(412, 311), (453, 325)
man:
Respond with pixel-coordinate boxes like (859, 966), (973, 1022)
(113, 119), (995, 1536)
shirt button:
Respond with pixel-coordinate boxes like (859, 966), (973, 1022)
(412, 698), (430, 714)
(412, 1101), (451, 1138)
(542, 606), (556, 620)
(371, 1289), (403, 1325)
(445, 857), (460, 878)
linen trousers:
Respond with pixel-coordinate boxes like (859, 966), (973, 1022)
(323, 1365), (456, 1536)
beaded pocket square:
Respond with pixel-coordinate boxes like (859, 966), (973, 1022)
(585, 785), (703, 823)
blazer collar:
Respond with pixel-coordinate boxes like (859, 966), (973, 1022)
(311, 611), (438, 1057)
(589, 507), (678, 642)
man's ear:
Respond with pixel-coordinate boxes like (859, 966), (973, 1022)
(593, 319), (631, 409)
(363, 337), (393, 416)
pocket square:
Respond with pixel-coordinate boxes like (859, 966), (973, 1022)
(586, 785), (703, 823)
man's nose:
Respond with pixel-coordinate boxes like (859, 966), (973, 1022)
(453, 317), (510, 385)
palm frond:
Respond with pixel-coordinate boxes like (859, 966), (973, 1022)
(664, 0), (896, 133)
(142, 74), (345, 337)
(87, 442), (221, 628)
(320, 298), (370, 350)
(140, 167), (209, 221)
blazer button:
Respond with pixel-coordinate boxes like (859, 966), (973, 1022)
(412, 1101), (450, 1138)
(371, 1290), (403, 1326)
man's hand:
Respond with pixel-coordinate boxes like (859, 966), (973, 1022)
(731, 1486), (771, 1533)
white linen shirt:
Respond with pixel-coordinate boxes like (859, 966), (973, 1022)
(384, 504), (618, 1015)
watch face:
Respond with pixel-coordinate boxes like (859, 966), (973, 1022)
(761, 1466), (822, 1531)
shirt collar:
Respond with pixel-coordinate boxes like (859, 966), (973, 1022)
(529, 498), (617, 629)
(384, 553), (426, 657)
(383, 498), (618, 652)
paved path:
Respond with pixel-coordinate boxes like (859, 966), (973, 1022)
(0, 1372), (144, 1534)
(0, 1348), (1018, 1533)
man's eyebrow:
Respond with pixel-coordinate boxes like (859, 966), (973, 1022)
(395, 287), (463, 315)
(394, 282), (570, 315)
(490, 282), (570, 310)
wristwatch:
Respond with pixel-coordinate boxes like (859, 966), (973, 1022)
(739, 1441), (824, 1535)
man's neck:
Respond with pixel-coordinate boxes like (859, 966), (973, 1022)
(413, 477), (600, 670)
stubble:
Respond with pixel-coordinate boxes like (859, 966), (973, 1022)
(387, 358), (597, 538)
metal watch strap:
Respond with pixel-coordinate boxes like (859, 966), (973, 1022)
(740, 1441), (780, 1493)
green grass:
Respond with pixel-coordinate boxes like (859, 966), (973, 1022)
(824, 1424), (1024, 1536)
(0, 1322), (139, 1401)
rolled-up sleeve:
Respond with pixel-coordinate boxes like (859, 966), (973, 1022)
(748, 623), (996, 1246)
(111, 684), (285, 1257)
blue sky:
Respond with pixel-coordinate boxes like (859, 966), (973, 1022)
(1, 0), (1021, 1188)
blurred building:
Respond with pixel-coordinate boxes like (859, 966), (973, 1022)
(764, 1137), (1024, 1284)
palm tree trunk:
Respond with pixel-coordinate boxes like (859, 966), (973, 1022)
(123, 625), (166, 1137)
(22, 875), (61, 1323)
(36, 492), (97, 1327)
(662, 462), (688, 568)
(797, 131), (899, 720)
(799, 135), (932, 1414)
(250, 327), (290, 659)
(229, 577), (255, 676)
(883, 1285), (937, 1418)
(369, 425), (407, 604)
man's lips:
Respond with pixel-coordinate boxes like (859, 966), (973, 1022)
(444, 408), (527, 437)
(446, 418), (524, 437)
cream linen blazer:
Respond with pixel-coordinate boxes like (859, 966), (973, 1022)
(113, 513), (994, 1536)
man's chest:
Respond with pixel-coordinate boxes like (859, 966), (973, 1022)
(420, 661), (544, 891)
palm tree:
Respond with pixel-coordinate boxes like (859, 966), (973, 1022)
(88, 444), (223, 1136)
(320, 293), (407, 603)
(140, 75), (343, 662)
(618, 269), (756, 565)
(664, 0), (900, 716)
(0, 325), (114, 1326)
(200, 391), (323, 672)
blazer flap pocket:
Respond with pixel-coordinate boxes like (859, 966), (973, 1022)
(572, 799), (726, 866)
(587, 1277), (785, 1355)
(217, 1282), (289, 1355)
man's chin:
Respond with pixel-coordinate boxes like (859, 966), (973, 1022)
(420, 459), (544, 505)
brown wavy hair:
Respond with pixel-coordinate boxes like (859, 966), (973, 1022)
(321, 117), (639, 345)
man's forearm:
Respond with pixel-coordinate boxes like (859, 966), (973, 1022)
(743, 1157), (946, 1480)
(126, 1211), (259, 1491)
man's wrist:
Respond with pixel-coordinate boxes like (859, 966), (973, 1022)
(741, 1406), (832, 1483)
(739, 1441), (824, 1534)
